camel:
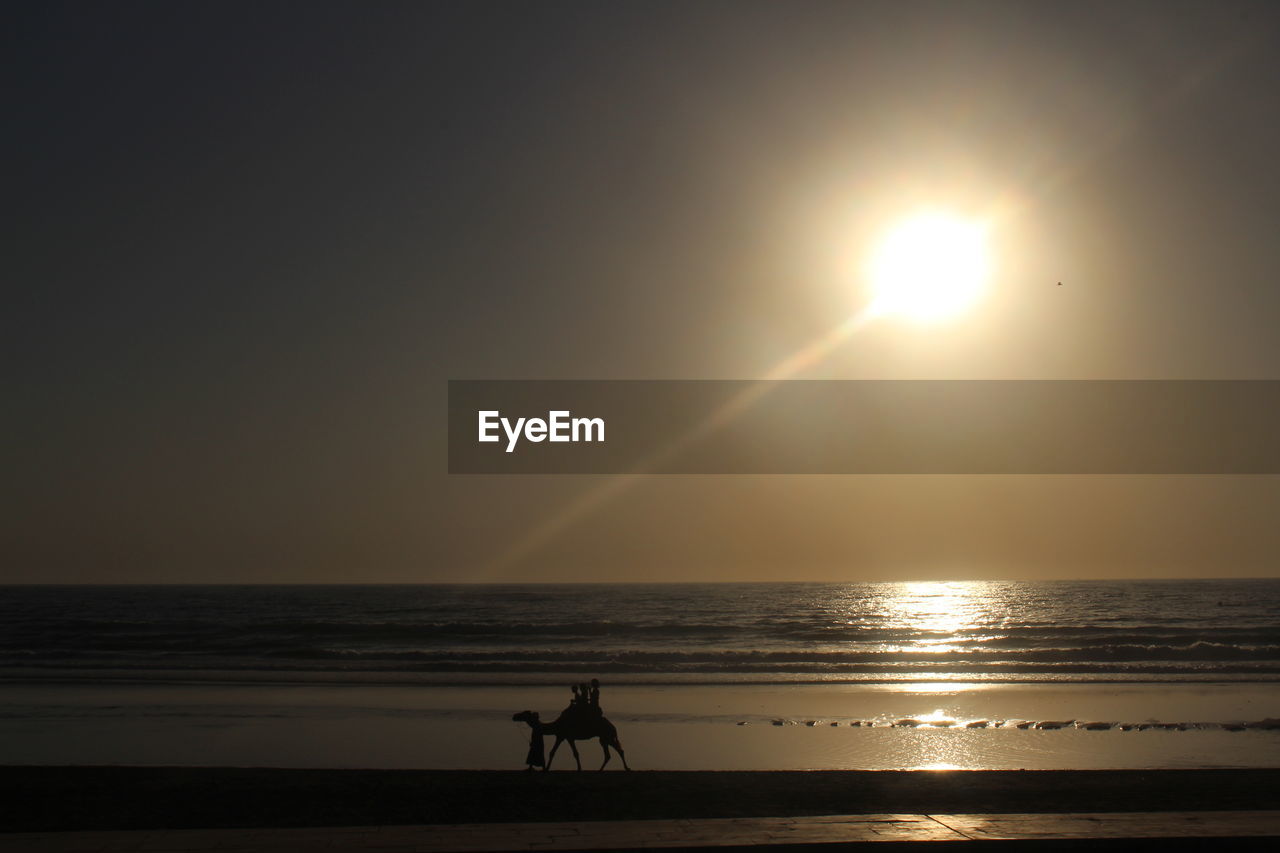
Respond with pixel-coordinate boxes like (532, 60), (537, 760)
(512, 707), (630, 771)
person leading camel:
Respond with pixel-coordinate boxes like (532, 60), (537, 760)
(521, 711), (545, 770)
(512, 705), (630, 771)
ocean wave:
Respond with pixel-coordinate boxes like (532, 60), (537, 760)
(4, 580), (1280, 681)
(8, 619), (1278, 648)
(5, 645), (1280, 676)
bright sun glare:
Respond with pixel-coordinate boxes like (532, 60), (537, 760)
(867, 212), (991, 323)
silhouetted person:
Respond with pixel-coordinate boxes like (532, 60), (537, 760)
(589, 678), (600, 711)
(570, 684), (581, 705)
(521, 711), (546, 770)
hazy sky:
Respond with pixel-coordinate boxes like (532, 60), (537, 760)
(7, 1), (1280, 583)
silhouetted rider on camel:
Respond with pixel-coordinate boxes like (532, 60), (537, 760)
(513, 678), (629, 771)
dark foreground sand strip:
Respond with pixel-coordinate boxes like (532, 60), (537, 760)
(8, 768), (1280, 832)
(2, 812), (1280, 852)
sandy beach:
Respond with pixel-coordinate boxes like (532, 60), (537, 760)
(5, 680), (1278, 771)
(4, 767), (1280, 833)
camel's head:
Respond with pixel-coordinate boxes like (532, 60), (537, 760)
(512, 710), (540, 724)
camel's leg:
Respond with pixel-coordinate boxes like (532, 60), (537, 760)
(599, 740), (611, 770)
(613, 737), (630, 771)
(568, 739), (582, 771)
(545, 736), (564, 772)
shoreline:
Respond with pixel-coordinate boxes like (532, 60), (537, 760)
(5, 767), (1280, 833)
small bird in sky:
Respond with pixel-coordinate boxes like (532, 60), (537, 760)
(1057, 281), (1062, 286)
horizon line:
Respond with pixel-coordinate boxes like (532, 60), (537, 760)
(2, 576), (1276, 587)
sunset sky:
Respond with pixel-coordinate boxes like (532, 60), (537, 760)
(8, 1), (1280, 582)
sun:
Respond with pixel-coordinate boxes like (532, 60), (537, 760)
(867, 212), (991, 323)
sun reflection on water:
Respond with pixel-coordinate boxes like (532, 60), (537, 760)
(871, 583), (1003, 769)
(884, 580), (992, 637)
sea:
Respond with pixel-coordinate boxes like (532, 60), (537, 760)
(4, 579), (1279, 684)
(4, 580), (1280, 769)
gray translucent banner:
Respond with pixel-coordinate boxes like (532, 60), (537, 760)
(447, 380), (1280, 474)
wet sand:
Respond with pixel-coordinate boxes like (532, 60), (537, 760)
(5, 681), (1278, 770)
(4, 767), (1280, 833)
